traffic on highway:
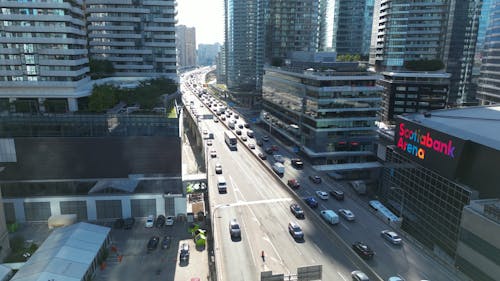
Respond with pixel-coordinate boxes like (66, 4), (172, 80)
(180, 68), (456, 281)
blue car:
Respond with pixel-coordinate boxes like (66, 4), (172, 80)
(304, 197), (318, 208)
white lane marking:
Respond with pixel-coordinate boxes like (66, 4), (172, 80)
(294, 245), (303, 255)
(303, 190), (311, 195)
(320, 204), (327, 210)
(313, 243), (323, 255)
(340, 222), (350, 231)
(214, 197), (293, 209)
(337, 272), (347, 281)
(238, 215), (257, 268)
(262, 236), (288, 272)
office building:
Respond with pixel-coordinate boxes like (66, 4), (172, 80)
(477, 1), (500, 105)
(86, 0), (177, 79)
(176, 25), (197, 68)
(0, 1), (90, 113)
(378, 106), (500, 279)
(262, 52), (382, 175)
(215, 45), (226, 84)
(197, 43), (220, 66)
(332, 0), (374, 57)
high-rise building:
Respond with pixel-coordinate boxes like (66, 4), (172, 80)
(197, 43), (220, 66)
(215, 45), (226, 84)
(176, 25), (197, 68)
(0, 1), (90, 112)
(471, 0), (493, 104)
(86, 0), (177, 79)
(332, 0), (374, 57)
(477, 1), (500, 105)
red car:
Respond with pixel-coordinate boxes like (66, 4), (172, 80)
(287, 179), (300, 189)
(271, 145), (279, 151)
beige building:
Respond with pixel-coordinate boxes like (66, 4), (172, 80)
(176, 25), (197, 68)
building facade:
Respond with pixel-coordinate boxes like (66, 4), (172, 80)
(176, 25), (197, 68)
(477, 1), (500, 105)
(86, 0), (177, 78)
(332, 0), (374, 57)
(262, 55), (382, 174)
(215, 45), (226, 84)
(0, 0), (90, 112)
(197, 43), (220, 66)
(378, 106), (500, 279)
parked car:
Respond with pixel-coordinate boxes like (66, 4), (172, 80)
(262, 135), (270, 142)
(287, 179), (300, 189)
(338, 209), (356, 221)
(381, 230), (402, 245)
(156, 215), (166, 227)
(258, 152), (267, 160)
(229, 219), (241, 239)
(113, 218), (124, 229)
(304, 197), (318, 208)
(291, 158), (304, 169)
(124, 217), (135, 229)
(351, 270), (370, 281)
(288, 221), (304, 240)
(145, 215), (154, 228)
(161, 236), (171, 249)
(215, 163), (223, 174)
(352, 241), (374, 259)
(330, 190), (345, 201)
(290, 203), (304, 219)
(147, 236), (160, 251)
(315, 191), (329, 200)
(165, 216), (175, 226)
(309, 175), (322, 184)
(265, 147), (274, 155)
(179, 243), (190, 264)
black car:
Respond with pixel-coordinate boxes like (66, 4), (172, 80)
(257, 139), (263, 146)
(258, 153), (267, 160)
(352, 241), (374, 259)
(161, 236), (171, 249)
(147, 236), (160, 251)
(291, 158), (304, 169)
(123, 217), (135, 229)
(113, 218), (124, 229)
(265, 147), (274, 155)
(179, 243), (190, 264)
(156, 215), (166, 227)
(309, 175), (322, 184)
(330, 190), (345, 201)
(290, 203), (305, 219)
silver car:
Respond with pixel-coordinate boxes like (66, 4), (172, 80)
(229, 219), (241, 238)
(381, 230), (402, 245)
(338, 209), (356, 221)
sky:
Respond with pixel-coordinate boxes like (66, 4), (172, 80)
(177, 0), (224, 45)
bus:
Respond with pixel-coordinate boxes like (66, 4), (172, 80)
(368, 200), (400, 223)
(224, 131), (237, 150)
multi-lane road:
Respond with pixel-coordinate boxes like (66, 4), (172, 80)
(180, 68), (459, 281)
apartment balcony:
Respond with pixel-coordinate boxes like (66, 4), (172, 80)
(0, 37), (87, 46)
(38, 48), (88, 56)
(0, 70), (23, 76)
(88, 41), (136, 47)
(86, 16), (141, 22)
(88, 25), (135, 31)
(155, 58), (176, 63)
(89, 48), (152, 55)
(114, 64), (154, 70)
(86, 7), (150, 14)
(0, 59), (21, 66)
(143, 1), (176, 6)
(41, 67), (89, 77)
(3, 26), (86, 37)
(39, 58), (88, 67)
(90, 33), (141, 39)
(106, 56), (143, 62)
(144, 42), (175, 48)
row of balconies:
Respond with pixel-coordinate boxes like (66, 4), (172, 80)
(0, 37), (87, 45)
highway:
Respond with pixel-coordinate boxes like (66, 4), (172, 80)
(180, 68), (458, 281)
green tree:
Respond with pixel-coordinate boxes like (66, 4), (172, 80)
(88, 84), (120, 112)
(89, 59), (115, 79)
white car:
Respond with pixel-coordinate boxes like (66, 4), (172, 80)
(248, 143), (255, 149)
(145, 215), (154, 228)
(273, 154), (285, 163)
(381, 230), (402, 245)
(207, 139), (213, 146)
(215, 163), (222, 174)
(165, 216), (175, 226)
(315, 191), (329, 200)
(338, 209), (356, 221)
(210, 149), (217, 158)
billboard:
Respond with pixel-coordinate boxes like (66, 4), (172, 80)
(394, 118), (466, 179)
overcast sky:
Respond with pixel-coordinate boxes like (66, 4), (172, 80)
(177, 0), (224, 45)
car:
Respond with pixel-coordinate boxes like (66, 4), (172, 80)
(203, 129), (208, 135)
(241, 136), (247, 141)
(291, 158), (304, 169)
(210, 149), (217, 158)
(381, 230), (402, 245)
(338, 209), (356, 221)
(113, 218), (124, 229)
(265, 147), (274, 155)
(214, 118), (219, 123)
(271, 145), (279, 151)
(147, 236), (160, 251)
(309, 175), (322, 184)
(257, 139), (263, 146)
(207, 139), (213, 146)
(287, 179), (300, 189)
(244, 123), (250, 128)
(352, 241), (374, 259)
(315, 191), (329, 200)
(258, 152), (267, 160)
(234, 114), (239, 119)
(124, 217), (135, 229)
(156, 214), (166, 227)
(330, 190), (345, 200)
(262, 135), (270, 142)
(165, 216), (175, 226)
(161, 236), (171, 249)
(387, 277), (404, 281)
(288, 221), (304, 240)
(351, 270), (370, 281)
(235, 129), (242, 135)
(248, 143), (255, 149)
(179, 243), (190, 263)
(238, 123), (244, 129)
(221, 116), (226, 121)
(273, 154), (285, 163)
(215, 163), (223, 174)
(290, 203), (304, 218)
(229, 219), (241, 238)
(304, 197), (318, 208)
(145, 215), (154, 228)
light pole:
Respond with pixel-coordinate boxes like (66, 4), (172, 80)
(390, 186), (406, 222)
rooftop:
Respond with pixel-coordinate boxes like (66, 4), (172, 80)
(400, 106), (500, 151)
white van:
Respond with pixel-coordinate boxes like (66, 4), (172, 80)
(217, 176), (227, 193)
(272, 162), (285, 175)
(320, 210), (339, 225)
(246, 130), (254, 138)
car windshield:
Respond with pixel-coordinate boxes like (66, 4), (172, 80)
(292, 226), (301, 232)
(231, 225), (240, 230)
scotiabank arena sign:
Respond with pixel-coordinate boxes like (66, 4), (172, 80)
(395, 118), (466, 178)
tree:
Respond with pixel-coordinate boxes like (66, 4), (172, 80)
(88, 85), (120, 112)
(337, 54), (361, 62)
(89, 59), (115, 79)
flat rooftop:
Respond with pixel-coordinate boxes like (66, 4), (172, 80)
(400, 106), (500, 151)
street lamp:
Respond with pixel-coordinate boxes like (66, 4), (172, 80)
(390, 186), (406, 222)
